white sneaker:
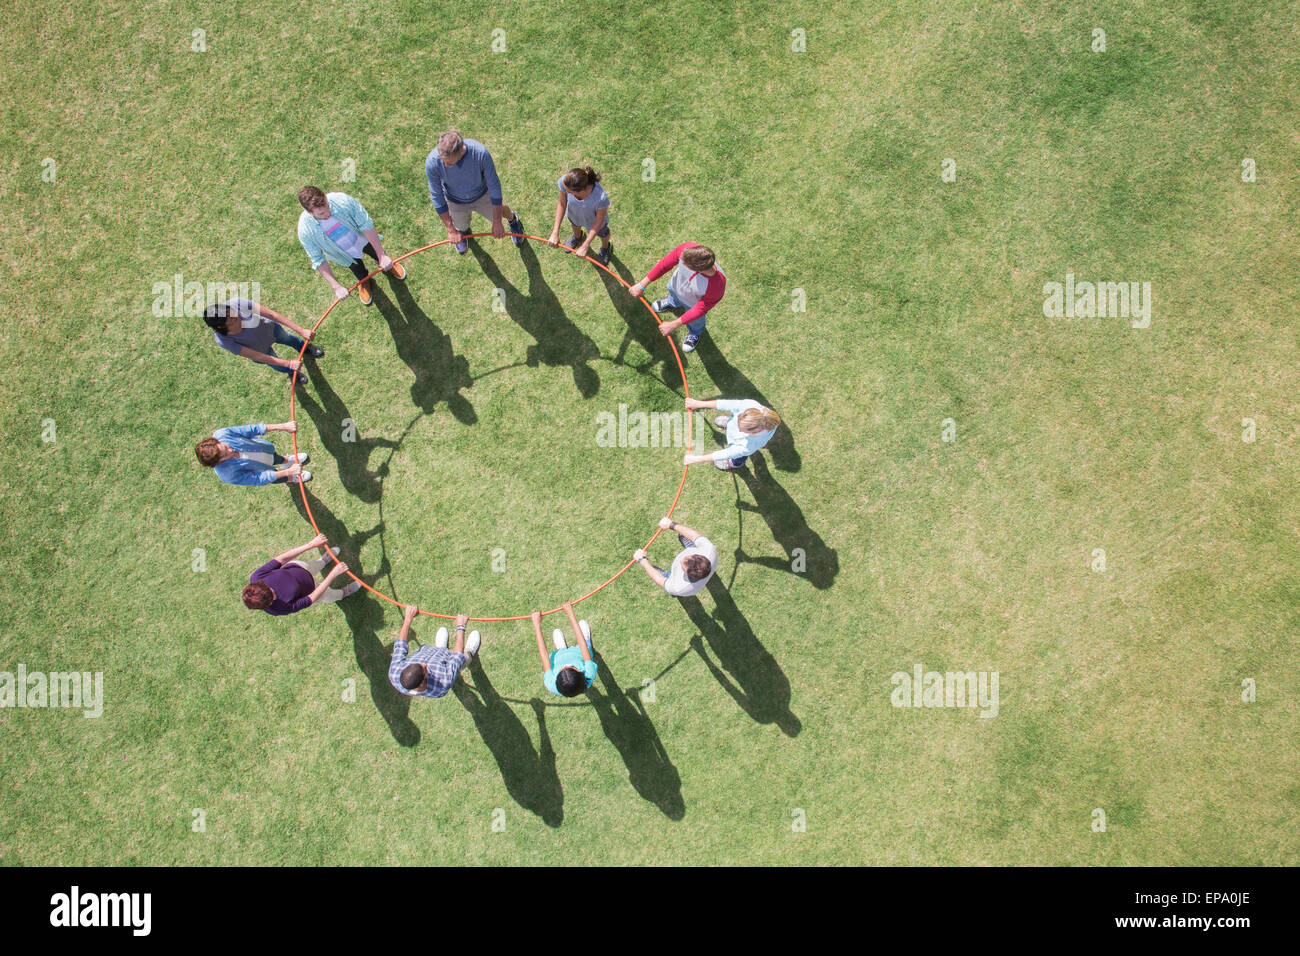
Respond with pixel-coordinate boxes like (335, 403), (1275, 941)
(434, 627), (448, 648)
(714, 459), (734, 470)
(291, 470), (313, 484)
(465, 630), (481, 657)
(579, 620), (592, 652)
(552, 628), (566, 651)
(714, 415), (730, 429)
(291, 452), (310, 465)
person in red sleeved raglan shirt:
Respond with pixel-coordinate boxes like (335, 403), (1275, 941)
(628, 242), (725, 353)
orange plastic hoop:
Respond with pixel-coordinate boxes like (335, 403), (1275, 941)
(287, 234), (693, 622)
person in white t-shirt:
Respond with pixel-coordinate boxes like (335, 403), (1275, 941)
(632, 516), (718, 598)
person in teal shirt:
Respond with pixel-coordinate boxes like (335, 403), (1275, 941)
(533, 604), (596, 698)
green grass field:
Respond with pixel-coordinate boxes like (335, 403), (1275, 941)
(2, 0), (1297, 865)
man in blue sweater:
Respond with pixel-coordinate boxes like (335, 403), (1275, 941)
(195, 421), (311, 486)
(425, 130), (526, 254)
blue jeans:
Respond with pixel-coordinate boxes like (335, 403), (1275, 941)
(262, 324), (306, 376)
(665, 290), (707, 336)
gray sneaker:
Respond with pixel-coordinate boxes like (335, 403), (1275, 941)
(682, 333), (702, 353)
(652, 298), (673, 313)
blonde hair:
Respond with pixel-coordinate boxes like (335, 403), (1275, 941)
(738, 407), (780, 434)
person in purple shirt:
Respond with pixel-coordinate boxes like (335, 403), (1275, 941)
(425, 130), (526, 254)
(242, 534), (360, 616)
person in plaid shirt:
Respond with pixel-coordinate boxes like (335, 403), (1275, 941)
(389, 606), (481, 699)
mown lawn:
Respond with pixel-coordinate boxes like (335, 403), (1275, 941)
(0, 0), (1295, 864)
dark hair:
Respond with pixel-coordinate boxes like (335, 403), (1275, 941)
(195, 438), (222, 467)
(683, 554), (712, 582)
(202, 302), (232, 332)
(400, 663), (425, 690)
(298, 185), (329, 211)
(242, 582), (273, 610)
(562, 166), (600, 191)
(555, 666), (586, 697)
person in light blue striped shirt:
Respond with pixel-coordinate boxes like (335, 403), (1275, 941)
(195, 422), (311, 486)
(682, 397), (782, 471)
(296, 186), (406, 307)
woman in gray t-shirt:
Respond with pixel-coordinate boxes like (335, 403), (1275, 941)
(547, 166), (612, 265)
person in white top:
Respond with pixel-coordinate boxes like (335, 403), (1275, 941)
(682, 397), (781, 471)
(632, 516), (718, 598)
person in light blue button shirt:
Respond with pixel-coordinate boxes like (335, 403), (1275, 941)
(682, 397), (782, 471)
(194, 421), (311, 486)
(532, 605), (596, 698)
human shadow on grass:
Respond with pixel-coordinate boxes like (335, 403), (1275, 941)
(732, 451), (838, 590)
(453, 660), (564, 827)
(692, 336), (801, 473)
(588, 650), (685, 820)
(597, 253), (681, 387)
(469, 240), (601, 398)
(297, 358), (398, 505)
(372, 282), (476, 424)
(287, 488), (419, 747)
(680, 577), (801, 737)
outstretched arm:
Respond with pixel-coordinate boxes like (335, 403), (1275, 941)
(316, 262), (351, 300)
(548, 191), (567, 246)
(254, 302), (313, 341)
(563, 602), (591, 662)
(274, 533), (327, 564)
(533, 611), (552, 671)
(660, 516), (702, 543)
(399, 604), (418, 642)
(237, 345), (301, 372)
(305, 562), (349, 607)
(575, 208), (605, 257)
(684, 397), (719, 411)
(633, 548), (668, 588)
(361, 228), (393, 270)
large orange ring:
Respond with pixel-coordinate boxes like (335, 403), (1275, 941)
(287, 234), (693, 622)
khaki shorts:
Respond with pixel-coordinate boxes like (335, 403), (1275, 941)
(447, 194), (500, 232)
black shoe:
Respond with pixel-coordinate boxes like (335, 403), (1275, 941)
(509, 217), (526, 246)
(306, 344), (325, 358)
(596, 244), (611, 266)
